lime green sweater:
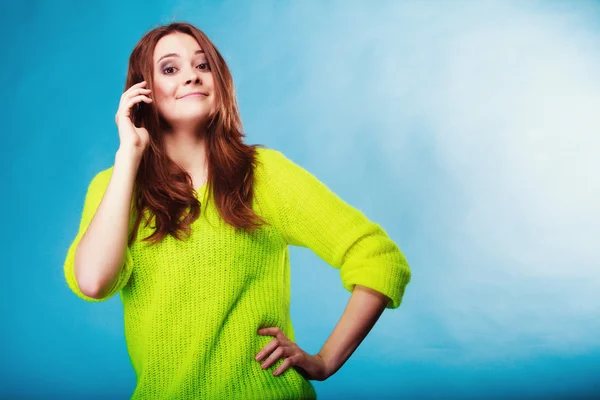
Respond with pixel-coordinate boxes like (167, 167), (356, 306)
(63, 147), (411, 399)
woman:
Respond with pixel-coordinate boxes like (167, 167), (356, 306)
(63, 21), (411, 399)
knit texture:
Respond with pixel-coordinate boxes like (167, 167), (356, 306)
(63, 147), (411, 399)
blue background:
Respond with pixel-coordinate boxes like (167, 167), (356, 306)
(2, 0), (599, 398)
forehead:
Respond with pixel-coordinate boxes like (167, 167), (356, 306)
(153, 33), (203, 61)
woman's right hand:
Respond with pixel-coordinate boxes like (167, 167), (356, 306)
(115, 80), (153, 158)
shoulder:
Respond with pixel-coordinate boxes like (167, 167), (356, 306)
(254, 146), (283, 164)
(85, 165), (115, 195)
(92, 165), (114, 184)
(253, 146), (301, 189)
(252, 146), (295, 204)
(252, 145), (320, 203)
(254, 146), (299, 176)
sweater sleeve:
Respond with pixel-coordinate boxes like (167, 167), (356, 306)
(63, 167), (135, 302)
(261, 149), (411, 309)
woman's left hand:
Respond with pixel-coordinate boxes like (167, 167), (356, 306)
(256, 327), (330, 381)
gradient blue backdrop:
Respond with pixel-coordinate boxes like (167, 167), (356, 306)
(2, 0), (599, 399)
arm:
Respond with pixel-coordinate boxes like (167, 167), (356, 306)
(260, 148), (412, 309)
(64, 148), (139, 301)
(317, 284), (390, 378)
(258, 149), (412, 377)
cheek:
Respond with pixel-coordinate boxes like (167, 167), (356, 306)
(155, 85), (170, 98)
(153, 86), (175, 109)
(152, 78), (173, 97)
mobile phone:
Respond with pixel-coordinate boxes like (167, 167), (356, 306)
(132, 102), (145, 128)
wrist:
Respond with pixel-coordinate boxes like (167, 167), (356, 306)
(116, 146), (143, 164)
(115, 148), (143, 179)
(316, 352), (336, 379)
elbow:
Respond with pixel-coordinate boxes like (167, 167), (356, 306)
(74, 247), (102, 299)
(80, 280), (103, 299)
(74, 261), (101, 299)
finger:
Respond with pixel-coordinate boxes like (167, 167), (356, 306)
(261, 346), (286, 370)
(256, 338), (281, 361)
(116, 95), (152, 124)
(129, 88), (152, 96)
(258, 327), (287, 341)
(122, 87), (152, 101)
(125, 95), (152, 109)
(121, 83), (150, 101)
(273, 356), (294, 376)
(121, 81), (146, 96)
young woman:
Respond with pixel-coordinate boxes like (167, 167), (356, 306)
(63, 21), (411, 400)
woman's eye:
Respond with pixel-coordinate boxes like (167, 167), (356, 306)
(162, 63), (210, 75)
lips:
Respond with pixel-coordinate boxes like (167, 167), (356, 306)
(179, 92), (208, 99)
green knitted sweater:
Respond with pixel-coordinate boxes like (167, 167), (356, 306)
(63, 147), (411, 399)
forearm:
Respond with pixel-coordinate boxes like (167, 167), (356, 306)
(317, 284), (390, 378)
(74, 148), (140, 298)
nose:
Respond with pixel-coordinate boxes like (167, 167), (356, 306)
(185, 70), (201, 85)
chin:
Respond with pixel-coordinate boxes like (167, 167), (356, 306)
(175, 114), (210, 124)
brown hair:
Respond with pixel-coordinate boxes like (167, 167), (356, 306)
(124, 21), (269, 246)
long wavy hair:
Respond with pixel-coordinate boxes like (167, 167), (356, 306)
(124, 22), (269, 246)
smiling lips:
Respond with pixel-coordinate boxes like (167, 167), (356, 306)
(180, 92), (208, 99)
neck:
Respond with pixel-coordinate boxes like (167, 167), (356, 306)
(163, 127), (208, 172)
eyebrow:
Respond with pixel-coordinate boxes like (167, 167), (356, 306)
(157, 50), (205, 64)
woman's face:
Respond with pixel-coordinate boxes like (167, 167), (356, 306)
(152, 32), (216, 129)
